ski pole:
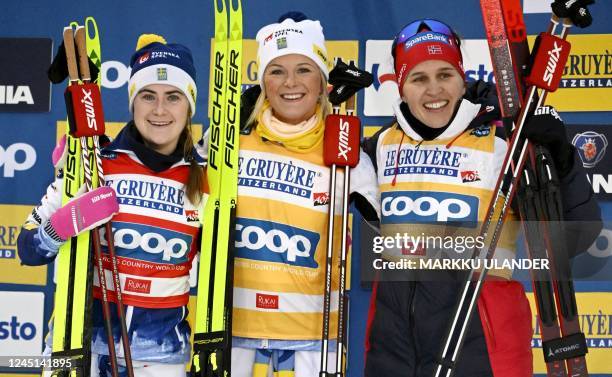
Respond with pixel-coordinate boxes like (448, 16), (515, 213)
(534, 146), (588, 376)
(73, 26), (135, 377)
(320, 101), (341, 377)
(320, 58), (373, 376)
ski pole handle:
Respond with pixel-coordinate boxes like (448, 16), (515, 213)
(62, 27), (79, 83)
(74, 26), (91, 82)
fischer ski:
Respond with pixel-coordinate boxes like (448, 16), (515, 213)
(192, 0), (242, 376)
(433, 1), (595, 376)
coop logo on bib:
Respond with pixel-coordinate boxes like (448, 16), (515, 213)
(381, 191), (479, 224)
(235, 218), (319, 268)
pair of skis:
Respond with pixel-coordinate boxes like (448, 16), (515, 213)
(191, 0), (242, 376)
(50, 20), (133, 377)
(434, 1), (593, 376)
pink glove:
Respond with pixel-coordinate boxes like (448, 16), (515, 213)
(46, 186), (119, 242)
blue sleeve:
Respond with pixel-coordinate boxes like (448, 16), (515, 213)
(17, 226), (59, 266)
(559, 151), (603, 257)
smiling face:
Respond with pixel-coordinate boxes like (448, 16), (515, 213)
(263, 54), (323, 125)
(401, 60), (466, 128)
(132, 84), (189, 155)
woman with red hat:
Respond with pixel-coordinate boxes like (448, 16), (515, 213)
(361, 19), (600, 376)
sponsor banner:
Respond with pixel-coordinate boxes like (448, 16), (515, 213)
(0, 291), (44, 356)
(541, 34), (612, 111)
(0, 205), (47, 286)
(0, 38), (52, 113)
(0, 124), (52, 205)
(527, 292), (612, 374)
(364, 39), (493, 116)
(365, 35), (612, 115)
(568, 124), (612, 200)
(210, 39), (359, 118)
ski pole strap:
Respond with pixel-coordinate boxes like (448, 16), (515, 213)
(542, 332), (588, 362)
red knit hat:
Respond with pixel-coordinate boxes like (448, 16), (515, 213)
(393, 20), (464, 91)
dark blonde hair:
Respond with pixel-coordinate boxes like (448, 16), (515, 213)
(181, 115), (204, 205)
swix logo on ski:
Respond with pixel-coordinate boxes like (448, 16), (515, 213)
(113, 177), (184, 214)
(572, 131), (608, 169)
(238, 156), (317, 199)
(235, 218), (319, 268)
(0, 143), (36, 177)
(383, 146), (463, 177)
(79, 88), (98, 131)
(381, 191), (479, 224)
(338, 118), (352, 161)
(100, 222), (192, 264)
(542, 41), (564, 86)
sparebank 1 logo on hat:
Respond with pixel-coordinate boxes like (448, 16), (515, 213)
(572, 131), (608, 169)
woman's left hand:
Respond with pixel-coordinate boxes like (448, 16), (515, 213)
(521, 105), (575, 177)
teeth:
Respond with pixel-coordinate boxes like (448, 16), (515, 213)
(149, 121), (171, 126)
(281, 93), (304, 100)
(424, 100), (448, 110)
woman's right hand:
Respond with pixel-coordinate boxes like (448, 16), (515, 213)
(45, 186), (119, 242)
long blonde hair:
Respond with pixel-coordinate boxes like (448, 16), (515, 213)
(245, 73), (331, 129)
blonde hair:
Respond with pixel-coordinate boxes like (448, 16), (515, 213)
(246, 73), (330, 129)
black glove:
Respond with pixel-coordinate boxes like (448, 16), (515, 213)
(522, 106), (575, 177)
(48, 40), (100, 84)
(240, 84), (262, 131)
(551, 0), (595, 28)
(328, 59), (373, 105)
